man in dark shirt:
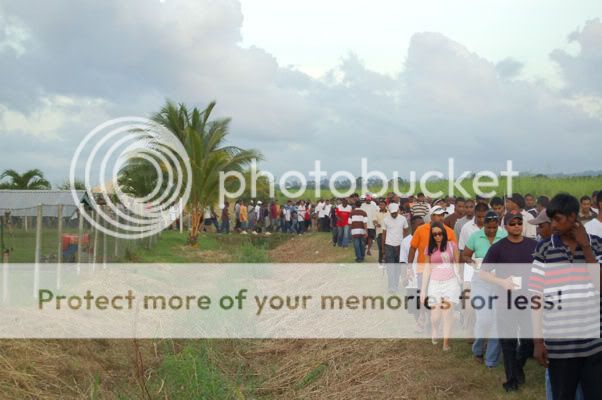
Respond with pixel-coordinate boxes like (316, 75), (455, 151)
(480, 210), (537, 392)
(444, 197), (465, 229)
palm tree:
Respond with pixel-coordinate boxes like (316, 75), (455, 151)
(117, 158), (160, 198)
(150, 100), (263, 244)
(57, 179), (86, 190)
(0, 169), (51, 189)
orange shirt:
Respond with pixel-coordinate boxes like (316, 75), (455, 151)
(410, 223), (457, 273)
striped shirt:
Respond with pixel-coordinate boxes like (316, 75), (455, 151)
(349, 208), (368, 238)
(411, 201), (430, 218)
(529, 234), (602, 359)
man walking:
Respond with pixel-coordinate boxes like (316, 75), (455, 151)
(350, 200), (369, 262)
(480, 210), (537, 392)
(382, 202), (408, 292)
(529, 194), (602, 400)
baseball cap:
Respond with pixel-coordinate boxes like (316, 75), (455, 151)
(529, 209), (550, 225)
(503, 210), (523, 225)
(257, 201), (263, 205)
(430, 205), (447, 216)
(388, 203), (400, 213)
(484, 210), (499, 222)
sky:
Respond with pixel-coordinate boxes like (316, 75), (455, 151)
(1, 0), (601, 185)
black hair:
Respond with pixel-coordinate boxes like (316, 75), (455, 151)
(511, 193), (525, 209)
(428, 221), (448, 255)
(464, 198), (475, 205)
(355, 200), (362, 208)
(475, 203), (489, 213)
(546, 193), (579, 219)
(580, 195), (591, 203)
(525, 193), (534, 199)
(489, 196), (504, 207)
(455, 197), (465, 203)
(537, 195), (549, 207)
(410, 215), (424, 224)
(417, 192), (425, 197)
(596, 191), (602, 206)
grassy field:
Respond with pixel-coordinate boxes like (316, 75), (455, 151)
(270, 175), (602, 201)
(121, 232), (551, 398)
(1, 230), (552, 399)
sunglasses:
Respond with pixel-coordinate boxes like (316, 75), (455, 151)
(432, 231), (443, 237)
(508, 221), (523, 227)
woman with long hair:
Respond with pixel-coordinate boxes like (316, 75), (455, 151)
(420, 221), (461, 351)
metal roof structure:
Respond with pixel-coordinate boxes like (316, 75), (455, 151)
(0, 190), (89, 217)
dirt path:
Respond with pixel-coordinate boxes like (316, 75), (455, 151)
(268, 232), (379, 263)
(236, 233), (545, 400)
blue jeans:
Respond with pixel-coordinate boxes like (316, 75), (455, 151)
(220, 219), (230, 234)
(471, 277), (501, 367)
(545, 368), (585, 400)
(353, 236), (366, 261)
(337, 225), (350, 247)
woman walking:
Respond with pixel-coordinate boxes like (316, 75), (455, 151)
(420, 221), (461, 351)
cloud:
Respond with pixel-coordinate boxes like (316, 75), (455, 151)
(495, 58), (523, 79)
(0, 0), (601, 184)
(551, 18), (602, 96)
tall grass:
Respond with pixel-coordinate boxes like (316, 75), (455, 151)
(272, 175), (602, 201)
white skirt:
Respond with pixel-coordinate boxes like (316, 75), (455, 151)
(428, 278), (461, 304)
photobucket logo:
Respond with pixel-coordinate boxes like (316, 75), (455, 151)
(219, 158), (518, 202)
(69, 117), (191, 239)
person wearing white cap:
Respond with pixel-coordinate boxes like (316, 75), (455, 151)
(382, 202), (409, 292)
(584, 191), (602, 238)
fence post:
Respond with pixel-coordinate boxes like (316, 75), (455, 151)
(57, 205), (63, 264)
(24, 215), (28, 232)
(114, 212), (120, 259)
(102, 210), (108, 267)
(77, 205), (84, 271)
(179, 198), (184, 233)
(1, 215), (8, 304)
(92, 210), (100, 271)
(33, 204), (42, 298)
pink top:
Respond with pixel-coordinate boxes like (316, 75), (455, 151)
(425, 242), (456, 281)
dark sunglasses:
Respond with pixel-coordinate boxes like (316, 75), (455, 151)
(432, 231), (443, 237)
(508, 221), (523, 227)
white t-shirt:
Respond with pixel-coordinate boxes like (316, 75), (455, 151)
(585, 218), (602, 238)
(316, 202), (325, 218)
(382, 214), (408, 246)
(400, 234), (418, 288)
(458, 219), (480, 251)
(284, 208), (291, 222)
(297, 205), (306, 222)
(521, 210), (537, 239)
(323, 204), (332, 216)
(360, 203), (377, 229)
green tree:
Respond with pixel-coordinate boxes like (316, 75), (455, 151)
(57, 179), (86, 190)
(0, 169), (51, 189)
(117, 158), (160, 198)
(150, 100), (263, 244)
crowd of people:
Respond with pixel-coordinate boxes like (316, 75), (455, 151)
(205, 190), (602, 399)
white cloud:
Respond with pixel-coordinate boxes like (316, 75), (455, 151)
(0, 0), (600, 183)
(551, 18), (602, 96)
